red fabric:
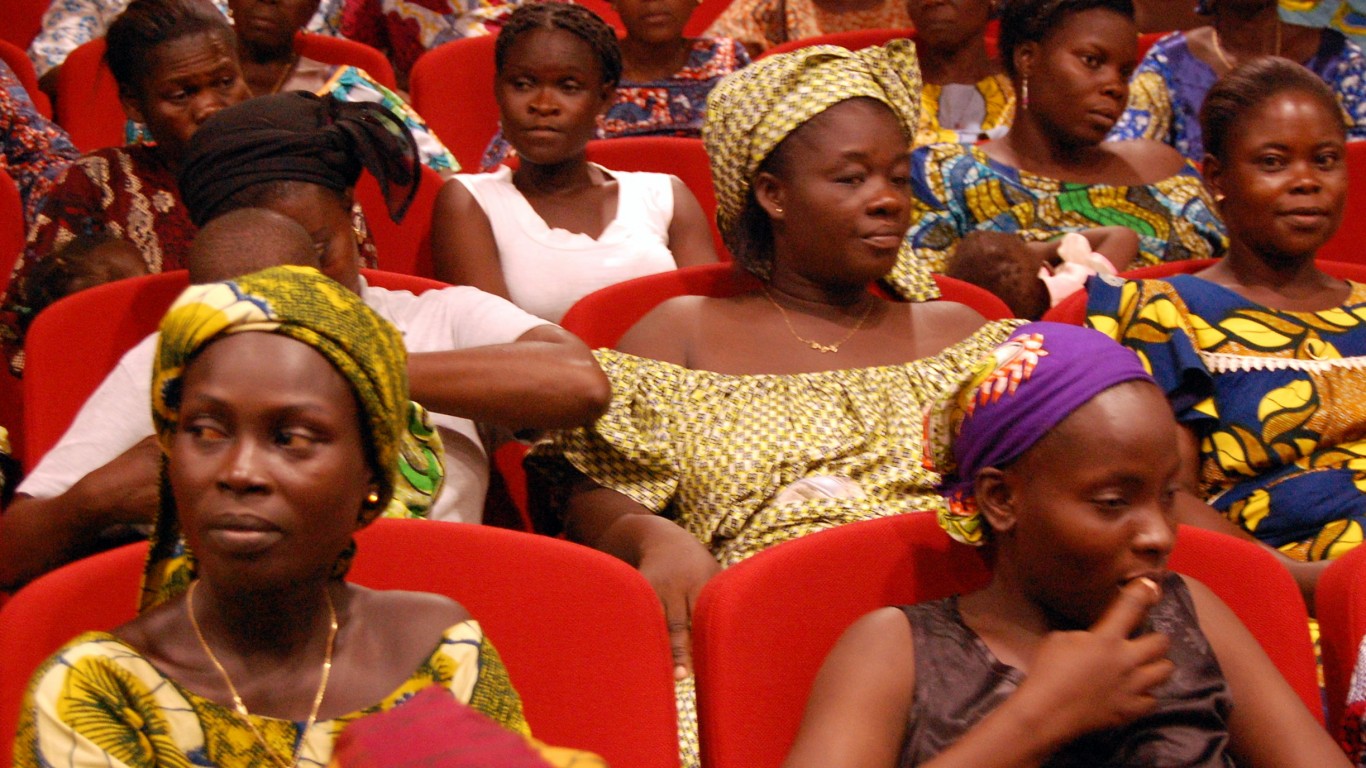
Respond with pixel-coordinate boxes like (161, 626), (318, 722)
(359, 165), (444, 277)
(54, 38), (123, 152)
(692, 516), (1321, 768)
(0, 0), (49, 52)
(0, 39), (50, 118)
(1318, 541), (1366, 736)
(1318, 141), (1366, 266)
(409, 35), (498, 171)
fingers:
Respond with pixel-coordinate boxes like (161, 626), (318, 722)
(666, 603), (693, 680)
(1091, 576), (1162, 639)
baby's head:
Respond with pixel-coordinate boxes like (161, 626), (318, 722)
(945, 231), (1048, 319)
(19, 233), (148, 330)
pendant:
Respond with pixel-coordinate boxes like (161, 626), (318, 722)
(808, 341), (838, 353)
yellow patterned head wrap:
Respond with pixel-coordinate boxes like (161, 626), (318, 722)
(702, 39), (937, 299)
(141, 265), (444, 610)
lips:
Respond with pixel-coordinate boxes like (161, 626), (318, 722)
(861, 233), (904, 250)
(203, 514), (283, 556)
(1279, 207), (1333, 229)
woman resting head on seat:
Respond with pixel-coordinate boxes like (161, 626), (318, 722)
(529, 39), (1020, 767)
(907, 0), (1015, 144)
(784, 322), (1350, 767)
(1089, 56), (1362, 608)
(480, 0), (751, 168)
(0, 0), (251, 373)
(891, 0), (1226, 295)
(1111, 0), (1366, 162)
(431, 1), (717, 324)
(15, 265), (601, 767)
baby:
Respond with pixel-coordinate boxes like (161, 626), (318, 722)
(945, 227), (1138, 319)
(18, 233), (147, 332)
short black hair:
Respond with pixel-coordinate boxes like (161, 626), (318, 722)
(997, 0), (1135, 80)
(494, 2), (623, 88)
(1201, 56), (1345, 163)
(106, 0), (234, 98)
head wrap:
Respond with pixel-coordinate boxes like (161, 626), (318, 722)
(178, 92), (420, 227)
(141, 265), (444, 610)
(923, 322), (1154, 545)
(702, 40), (938, 300)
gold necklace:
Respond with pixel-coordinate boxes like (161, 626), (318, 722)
(762, 287), (876, 353)
(187, 580), (338, 768)
(260, 52), (299, 96)
(1211, 19), (1282, 71)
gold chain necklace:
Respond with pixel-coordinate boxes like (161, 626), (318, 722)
(762, 288), (876, 353)
(187, 580), (338, 768)
(258, 52), (299, 96)
(1211, 19), (1282, 71)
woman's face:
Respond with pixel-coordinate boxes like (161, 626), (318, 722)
(229, 0), (322, 52)
(170, 332), (374, 589)
(121, 31), (251, 163)
(991, 382), (1179, 629)
(907, 0), (993, 52)
(1014, 8), (1136, 146)
(260, 183), (362, 293)
(495, 28), (613, 166)
(1206, 90), (1348, 265)
(758, 98), (912, 289)
(612, 0), (694, 44)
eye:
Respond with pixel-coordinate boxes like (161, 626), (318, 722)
(185, 418), (228, 444)
(164, 89), (189, 104)
(1079, 53), (1101, 69)
(560, 78), (583, 93)
(1316, 149), (1343, 170)
(1256, 153), (1288, 171)
(274, 428), (320, 454)
(217, 75), (238, 90)
(1092, 494), (1129, 513)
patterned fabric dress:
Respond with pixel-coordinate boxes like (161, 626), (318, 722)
(891, 143), (1226, 296)
(702, 0), (911, 54)
(1281, 0), (1366, 46)
(1110, 29), (1366, 161)
(479, 38), (750, 171)
(340, 0), (520, 84)
(0, 62), (79, 225)
(1088, 274), (1366, 562)
(916, 73), (1016, 146)
(14, 622), (602, 768)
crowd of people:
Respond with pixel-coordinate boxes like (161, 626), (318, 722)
(5, 0), (1366, 764)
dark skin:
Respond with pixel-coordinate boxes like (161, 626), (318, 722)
(1184, 0), (1321, 77)
(430, 27), (716, 295)
(907, 0), (1000, 86)
(611, 0), (700, 82)
(564, 99), (987, 677)
(1167, 89), (1352, 611)
(784, 383), (1349, 767)
(115, 333), (469, 721)
(229, 0), (322, 96)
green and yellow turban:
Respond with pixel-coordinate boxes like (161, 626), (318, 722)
(702, 39), (937, 300)
(141, 265), (444, 609)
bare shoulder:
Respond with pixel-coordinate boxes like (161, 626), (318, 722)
(1105, 140), (1191, 184)
(909, 300), (990, 354)
(433, 176), (488, 220)
(348, 584), (473, 642)
(616, 294), (709, 364)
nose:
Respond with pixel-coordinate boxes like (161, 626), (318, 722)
(1290, 160), (1325, 194)
(528, 86), (559, 116)
(1132, 502), (1176, 564)
(1100, 66), (1127, 103)
(192, 89), (232, 125)
(867, 173), (910, 218)
(217, 437), (270, 495)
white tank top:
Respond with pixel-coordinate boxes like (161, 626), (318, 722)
(454, 164), (679, 322)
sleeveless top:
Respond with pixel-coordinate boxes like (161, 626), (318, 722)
(453, 164), (678, 322)
(899, 573), (1235, 767)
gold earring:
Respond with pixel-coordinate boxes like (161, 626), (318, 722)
(352, 222), (366, 246)
(774, 206), (784, 215)
(1214, 192), (1226, 202)
(365, 489), (380, 505)
(1021, 75), (1029, 109)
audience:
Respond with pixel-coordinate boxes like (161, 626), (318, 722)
(2, 0), (251, 374)
(1090, 57), (1361, 608)
(432, 2), (716, 323)
(0, 61), (79, 226)
(529, 39), (1018, 768)
(784, 322), (1349, 767)
(14, 233), (149, 338)
(1111, 0), (1366, 161)
(339, 0), (521, 89)
(894, 0), (1226, 297)
(703, 0), (911, 56)
(908, 0), (1015, 145)
(479, 0), (751, 168)
(0, 91), (608, 590)
(14, 261), (601, 767)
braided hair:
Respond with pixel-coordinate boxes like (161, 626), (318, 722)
(997, 0), (1133, 80)
(494, 2), (623, 88)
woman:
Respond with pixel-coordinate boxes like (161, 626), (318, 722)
(14, 265), (599, 767)
(1089, 57), (1362, 606)
(529, 40), (1020, 767)
(433, 2), (717, 323)
(0, 60), (79, 225)
(895, 0), (1226, 293)
(702, 0), (911, 57)
(908, 0), (1015, 145)
(339, 0), (517, 89)
(783, 322), (1348, 767)
(0, 0), (251, 373)
(1111, 0), (1366, 161)
(478, 0), (750, 168)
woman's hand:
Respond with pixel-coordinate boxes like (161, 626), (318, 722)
(627, 515), (721, 678)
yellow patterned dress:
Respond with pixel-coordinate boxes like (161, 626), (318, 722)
(916, 73), (1016, 146)
(890, 143), (1226, 296)
(14, 621), (601, 768)
(702, 0), (911, 54)
(1088, 274), (1366, 562)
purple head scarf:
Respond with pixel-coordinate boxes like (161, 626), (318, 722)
(923, 322), (1155, 545)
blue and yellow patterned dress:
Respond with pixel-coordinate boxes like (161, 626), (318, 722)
(891, 143), (1226, 296)
(14, 621), (602, 768)
(1110, 29), (1366, 162)
(916, 73), (1016, 146)
(1088, 274), (1366, 562)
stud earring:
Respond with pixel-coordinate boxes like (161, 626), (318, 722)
(365, 489), (380, 505)
(774, 206), (784, 215)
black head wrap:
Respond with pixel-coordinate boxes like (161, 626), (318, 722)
(178, 91), (420, 226)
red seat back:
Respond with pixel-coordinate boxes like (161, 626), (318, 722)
(0, 0), (49, 51)
(1317, 543), (1366, 731)
(53, 37), (123, 152)
(357, 165), (445, 277)
(1316, 141), (1366, 265)
(0, 38), (51, 117)
(0, 519), (679, 767)
(409, 35), (498, 172)
(692, 517), (1320, 768)
(296, 31), (397, 90)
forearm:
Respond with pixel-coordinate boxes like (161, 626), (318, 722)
(0, 487), (153, 590)
(921, 695), (1067, 768)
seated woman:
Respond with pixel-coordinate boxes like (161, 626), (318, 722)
(0, 60), (79, 225)
(1111, 0), (1366, 161)
(479, 0), (751, 168)
(702, 0), (911, 57)
(529, 40), (1019, 768)
(339, 0), (517, 90)
(14, 264), (600, 767)
(783, 322), (1348, 767)
(432, 2), (717, 323)
(1089, 57), (1362, 606)
(908, 0), (1015, 145)
(894, 0), (1226, 295)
